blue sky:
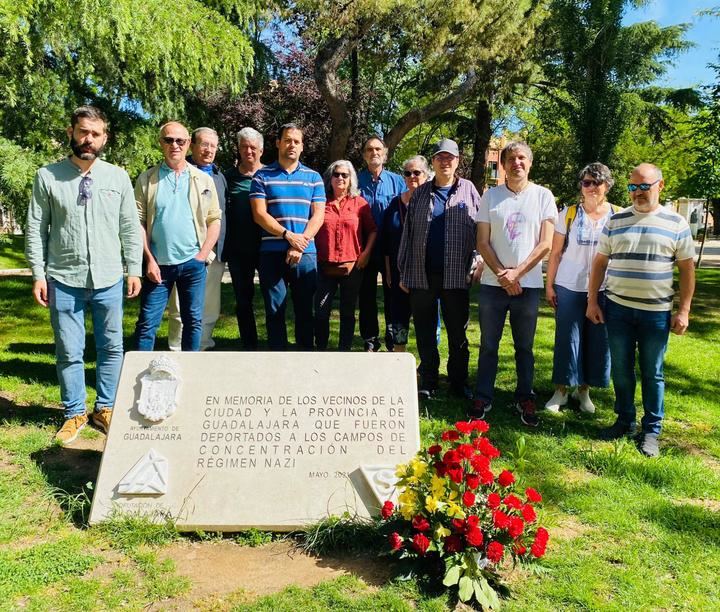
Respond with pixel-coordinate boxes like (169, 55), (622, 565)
(624, 1), (719, 88)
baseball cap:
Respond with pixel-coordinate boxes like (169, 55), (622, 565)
(432, 138), (459, 157)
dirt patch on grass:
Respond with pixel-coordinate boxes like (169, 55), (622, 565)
(159, 540), (393, 603)
(550, 515), (590, 541)
(561, 467), (596, 484)
(668, 439), (720, 473)
(673, 498), (720, 512)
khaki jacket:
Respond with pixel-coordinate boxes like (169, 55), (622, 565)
(135, 163), (222, 262)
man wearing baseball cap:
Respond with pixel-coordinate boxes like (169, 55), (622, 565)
(398, 138), (481, 403)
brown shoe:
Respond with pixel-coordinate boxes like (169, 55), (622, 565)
(91, 408), (113, 434)
(55, 414), (88, 445)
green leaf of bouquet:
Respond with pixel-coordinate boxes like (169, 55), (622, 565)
(473, 579), (491, 609)
(458, 575), (473, 602)
(481, 578), (501, 609)
(443, 564), (461, 586)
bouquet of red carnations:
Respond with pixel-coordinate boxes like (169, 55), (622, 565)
(380, 420), (548, 607)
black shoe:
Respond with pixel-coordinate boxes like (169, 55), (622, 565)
(449, 384), (473, 401)
(636, 433), (660, 457)
(468, 399), (492, 421)
(598, 419), (637, 440)
(516, 399), (539, 428)
(418, 388), (437, 402)
(364, 337), (381, 352)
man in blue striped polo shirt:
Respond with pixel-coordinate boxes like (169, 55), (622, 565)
(586, 163), (695, 457)
(250, 124), (325, 349)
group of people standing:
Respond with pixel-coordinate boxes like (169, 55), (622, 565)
(25, 106), (695, 458)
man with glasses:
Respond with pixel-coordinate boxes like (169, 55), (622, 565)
(223, 127), (264, 349)
(472, 141), (557, 427)
(167, 127), (228, 351)
(25, 106), (143, 444)
(250, 123), (325, 350)
(134, 121), (221, 352)
(357, 136), (406, 352)
(397, 139), (480, 403)
(586, 163), (695, 457)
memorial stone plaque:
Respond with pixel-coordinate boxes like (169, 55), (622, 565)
(89, 352), (420, 530)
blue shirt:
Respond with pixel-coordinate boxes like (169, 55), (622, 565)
(426, 184), (452, 274)
(250, 161), (325, 254)
(151, 164), (199, 265)
(358, 168), (406, 228)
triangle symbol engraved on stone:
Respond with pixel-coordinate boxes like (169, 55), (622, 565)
(117, 448), (169, 495)
(360, 464), (400, 506)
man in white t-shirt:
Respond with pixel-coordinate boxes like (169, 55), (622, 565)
(471, 141), (557, 426)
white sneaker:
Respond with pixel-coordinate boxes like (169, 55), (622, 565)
(544, 389), (568, 413)
(572, 388), (596, 414)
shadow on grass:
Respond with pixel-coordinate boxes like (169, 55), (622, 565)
(30, 445), (101, 527)
(641, 500), (720, 546)
(0, 395), (64, 427)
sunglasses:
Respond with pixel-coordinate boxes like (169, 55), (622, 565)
(403, 170), (423, 177)
(332, 172), (349, 179)
(627, 179), (660, 192)
(580, 179), (602, 188)
(162, 137), (188, 146)
(78, 176), (93, 206)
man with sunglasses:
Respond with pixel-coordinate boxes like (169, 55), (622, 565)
(134, 121), (221, 352)
(25, 106), (143, 444)
(586, 163), (695, 457)
(166, 127), (228, 352)
(357, 136), (406, 352)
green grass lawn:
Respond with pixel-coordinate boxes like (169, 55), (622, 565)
(1, 264), (719, 610)
(0, 235), (27, 269)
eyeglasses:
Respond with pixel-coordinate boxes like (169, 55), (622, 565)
(332, 172), (349, 179)
(78, 176), (93, 206)
(162, 137), (188, 146)
(580, 179), (602, 188)
(403, 170), (423, 177)
(627, 179), (660, 192)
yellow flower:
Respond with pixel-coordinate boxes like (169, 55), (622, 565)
(395, 463), (408, 478)
(410, 458), (427, 478)
(446, 501), (466, 519)
(425, 495), (445, 514)
(400, 503), (416, 520)
(430, 475), (446, 497)
(435, 525), (451, 539)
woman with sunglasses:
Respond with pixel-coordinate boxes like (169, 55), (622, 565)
(381, 156), (431, 352)
(314, 160), (377, 350)
(545, 162), (622, 414)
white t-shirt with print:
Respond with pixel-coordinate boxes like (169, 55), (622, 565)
(476, 183), (558, 288)
(554, 205), (614, 292)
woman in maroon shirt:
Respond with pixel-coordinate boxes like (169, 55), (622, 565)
(314, 160), (377, 350)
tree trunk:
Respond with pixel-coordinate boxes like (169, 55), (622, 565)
(470, 98), (492, 192)
(384, 71), (480, 158)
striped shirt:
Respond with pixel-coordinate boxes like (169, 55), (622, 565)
(397, 178), (480, 289)
(597, 206), (695, 311)
(250, 161), (325, 253)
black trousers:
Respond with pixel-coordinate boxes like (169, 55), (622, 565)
(410, 273), (470, 390)
(314, 266), (363, 351)
(227, 252), (259, 350)
(358, 256), (393, 349)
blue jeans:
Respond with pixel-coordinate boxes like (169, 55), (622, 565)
(258, 252), (317, 350)
(605, 300), (670, 435)
(48, 278), (124, 418)
(135, 257), (206, 351)
(474, 285), (540, 403)
(552, 285), (610, 388)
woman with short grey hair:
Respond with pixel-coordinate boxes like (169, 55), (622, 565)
(381, 155), (431, 351)
(545, 161), (621, 414)
(314, 160), (376, 350)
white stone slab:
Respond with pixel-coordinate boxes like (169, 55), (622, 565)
(89, 351), (420, 531)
